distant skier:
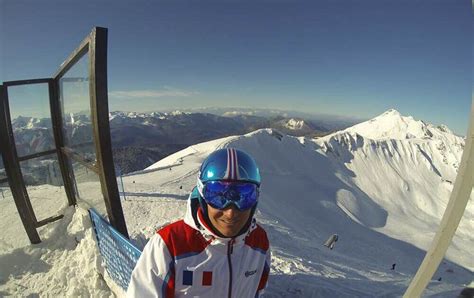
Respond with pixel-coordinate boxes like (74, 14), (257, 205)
(127, 148), (271, 297)
(391, 263), (396, 270)
(323, 234), (338, 250)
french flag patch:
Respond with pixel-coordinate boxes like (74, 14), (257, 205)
(183, 270), (193, 286)
(202, 271), (213, 286)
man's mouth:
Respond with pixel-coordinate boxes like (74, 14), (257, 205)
(220, 219), (239, 225)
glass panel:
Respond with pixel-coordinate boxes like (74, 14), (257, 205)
(115, 165), (126, 201)
(0, 158), (5, 180)
(7, 83), (54, 157)
(70, 160), (107, 216)
(19, 154), (66, 222)
(0, 158), (30, 252)
(59, 52), (95, 162)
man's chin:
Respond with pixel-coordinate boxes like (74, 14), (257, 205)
(218, 225), (241, 238)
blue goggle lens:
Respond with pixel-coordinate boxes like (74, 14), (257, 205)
(203, 181), (259, 211)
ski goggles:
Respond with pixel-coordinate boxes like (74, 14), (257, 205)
(200, 181), (259, 211)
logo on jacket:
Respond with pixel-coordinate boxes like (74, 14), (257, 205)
(245, 269), (257, 277)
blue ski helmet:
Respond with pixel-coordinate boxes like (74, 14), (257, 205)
(197, 148), (261, 213)
(198, 148), (261, 186)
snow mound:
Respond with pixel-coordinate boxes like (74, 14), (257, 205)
(0, 206), (112, 297)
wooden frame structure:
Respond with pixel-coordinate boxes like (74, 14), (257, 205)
(2, 79), (66, 229)
(0, 27), (128, 243)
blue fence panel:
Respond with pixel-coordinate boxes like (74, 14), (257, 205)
(89, 208), (142, 291)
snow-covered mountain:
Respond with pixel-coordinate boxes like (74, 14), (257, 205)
(108, 111), (190, 125)
(314, 109), (470, 268)
(10, 116), (55, 157)
(179, 107), (362, 130)
(107, 110), (331, 138)
(2, 109), (471, 297)
(11, 111), (336, 174)
(283, 118), (306, 130)
(11, 113), (92, 156)
(127, 109), (471, 296)
(344, 109), (461, 141)
(11, 116), (52, 130)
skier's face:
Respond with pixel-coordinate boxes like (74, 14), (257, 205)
(207, 204), (251, 237)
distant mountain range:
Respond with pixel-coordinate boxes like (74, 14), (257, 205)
(110, 110), (359, 173)
(170, 107), (362, 131)
(6, 109), (359, 176)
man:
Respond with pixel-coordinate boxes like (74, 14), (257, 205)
(127, 148), (271, 297)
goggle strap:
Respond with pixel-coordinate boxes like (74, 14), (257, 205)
(197, 177), (205, 197)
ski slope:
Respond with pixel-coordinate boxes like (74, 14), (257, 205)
(0, 110), (472, 297)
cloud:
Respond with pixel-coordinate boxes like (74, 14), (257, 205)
(222, 111), (255, 116)
(109, 88), (197, 98)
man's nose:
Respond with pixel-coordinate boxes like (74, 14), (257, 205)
(222, 205), (239, 217)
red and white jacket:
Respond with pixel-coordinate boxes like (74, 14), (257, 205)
(127, 192), (271, 298)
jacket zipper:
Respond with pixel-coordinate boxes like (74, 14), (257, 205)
(227, 238), (235, 298)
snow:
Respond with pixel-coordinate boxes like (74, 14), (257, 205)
(315, 110), (471, 270)
(169, 110), (188, 116)
(1, 109), (473, 297)
(26, 118), (40, 129)
(344, 109), (462, 141)
(0, 188), (112, 297)
(284, 118), (305, 130)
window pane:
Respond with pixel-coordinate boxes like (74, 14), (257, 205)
(0, 158), (5, 180)
(59, 52), (96, 162)
(70, 160), (107, 216)
(19, 154), (66, 222)
(8, 83), (54, 157)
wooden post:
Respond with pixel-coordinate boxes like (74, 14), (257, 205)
(89, 27), (129, 238)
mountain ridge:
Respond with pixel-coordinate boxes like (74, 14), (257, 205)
(142, 109), (472, 272)
(10, 110), (340, 173)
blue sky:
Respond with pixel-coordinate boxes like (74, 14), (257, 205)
(1, 0), (472, 135)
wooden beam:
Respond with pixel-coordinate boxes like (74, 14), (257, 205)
(89, 27), (129, 238)
(17, 149), (57, 162)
